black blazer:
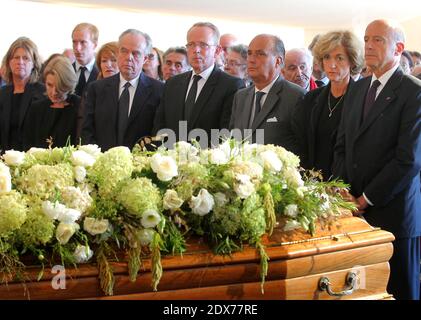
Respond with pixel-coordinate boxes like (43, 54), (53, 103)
(81, 72), (164, 151)
(292, 79), (354, 176)
(23, 94), (81, 149)
(0, 82), (45, 152)
(152, 66), (244, 147)
(333, 68), (421, 238)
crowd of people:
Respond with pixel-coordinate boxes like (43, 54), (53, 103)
(0, 19), (420, 300)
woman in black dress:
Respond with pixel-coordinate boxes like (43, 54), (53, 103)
(292, 31), (364, 180)
(23, 55), (80, 149)
(0, 37), (44, 153)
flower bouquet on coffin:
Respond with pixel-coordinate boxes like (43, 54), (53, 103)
(132, 139), (356, 292)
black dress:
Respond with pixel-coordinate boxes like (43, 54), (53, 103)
(23, 94), (81, 149)
(291, 79), (354, 180)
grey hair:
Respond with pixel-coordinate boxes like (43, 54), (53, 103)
(163, 46), (188, 63)
(285, 48), (314, 65)
(228, 44), (248, 61)
(118, 29), (149, 53)
(188, 22), (220, 45)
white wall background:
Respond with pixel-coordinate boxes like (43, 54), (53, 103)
(1, 0), (304, 60)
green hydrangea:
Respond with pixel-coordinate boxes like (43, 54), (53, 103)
(15, 201), (54, 247)
(23, 147), (72, 167)
(0, 191), (28, 237)
(210, 199), (242, 237)
(17, 163), (74, 199)
(117, 177), (161, 217)
(89, 147), (133, 197)
(240, 193), (266, 243)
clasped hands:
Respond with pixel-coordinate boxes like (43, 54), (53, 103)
(339, 189), (368, 216)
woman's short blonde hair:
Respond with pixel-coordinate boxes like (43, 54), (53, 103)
(312, 30), (364, 76)
(96, 41), (119, 79)
(2, 37), (42, 84)
(43, 55), (77, 94)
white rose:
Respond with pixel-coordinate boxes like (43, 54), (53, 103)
(260, 150), (282, 172)
(71, 150), (96, 167)
(241, 143), (258, 159)
(3, 150), (25, 166)
(284, 204), (299, 218)
(74, 166), (87, 183)
(189, 189), (214, 216)
(163, 190), (184, 210)
(174, 141), (199, 164)
(209, 148), (229, 165)
(27, 147), (47, 156)
(284, 167), (304, 187)
(137, 228), (155, 246)
(83, 217), (109, 236)
(78, 144), (101, 158)
(73, 245), (93, 263)
(234, 174), (255, 199)
(55, 222), (79, 245)
(320, 193), (331, 212)
(214, 192), (228, 207)
(57, 207), (81, 223)
(0, 163), (12, 193)
(141, 209), (162, 228)
(42, 200), (66, 220)
(150, 153), (178, 181)
(283, 220), (302, 232)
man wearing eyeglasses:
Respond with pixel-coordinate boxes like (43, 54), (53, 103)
(82, 29), (164, 151)
(229, 34), (305, 148)
(153, 22), (244, 148)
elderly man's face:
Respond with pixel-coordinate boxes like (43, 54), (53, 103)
(186, 26), (220, 73)
(72, 28), (97, 66)
(162, 52), (189, 81)
(117, 33), (147, 81)
(282, 51), (312, 89)
(364, 21), (402, 75)
(247, 35), (281, 86)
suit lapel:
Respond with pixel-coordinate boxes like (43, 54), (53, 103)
(188, 67), (219, 129)
(251, 77), (283, 130)
(178, 71), (192, 122)
(308, 85), (330, 163)
(356, 69), (402, 139)
(88, 65), (99, 83)
(107, 74), (120, 128)
(241, 87), (255, 129)
(127, 73), (151, 125)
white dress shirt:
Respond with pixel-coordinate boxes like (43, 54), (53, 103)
(75, 58), (96, 81)
(185, 64), (215, 102)
(119, 73), (141, 115)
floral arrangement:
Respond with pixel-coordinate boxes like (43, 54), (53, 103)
(0, 140), (354, 295)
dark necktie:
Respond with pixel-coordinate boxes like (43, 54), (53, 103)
(75, 66), (87, 96)
(363, 79), (381, 120)
(118, 82), (131, 145)
(253, 91), (265, 123)
(184, 75), (201, 120)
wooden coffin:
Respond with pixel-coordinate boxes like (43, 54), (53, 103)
(0, 214), (394, 300)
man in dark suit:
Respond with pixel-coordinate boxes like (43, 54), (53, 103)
(229, 34), (305, 149)
(152, 22), (244, 148)
(333, 19), (421, 300)
(71, 23), (99, 96)
(82, 29), (164, 151)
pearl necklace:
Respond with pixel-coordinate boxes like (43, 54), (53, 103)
(328, 93), (344, 118)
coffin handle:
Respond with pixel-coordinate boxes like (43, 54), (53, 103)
(318, 272), (357, 297)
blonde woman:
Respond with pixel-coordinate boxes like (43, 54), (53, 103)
(23, 55), (80, 149)
(96, 42), (119, 79)
(292, 30), (364, 180)
(0, 37), (44, 152)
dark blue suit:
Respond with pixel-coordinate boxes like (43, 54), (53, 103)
(333, 67), (421, 300)
(81, 72), (164, 151)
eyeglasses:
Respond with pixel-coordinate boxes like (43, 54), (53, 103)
(224, 60), (246, 68)
(185, 42), (216, 50)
